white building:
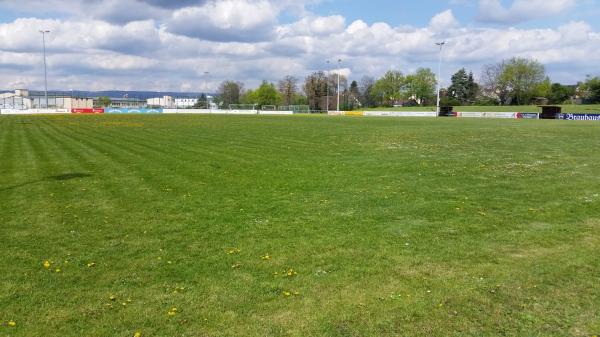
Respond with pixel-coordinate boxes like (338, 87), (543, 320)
(147, 96), (174, 108)
(175, 98), (198, 108)
(147, 96), (212, 108)
(0, 89), (92, 109)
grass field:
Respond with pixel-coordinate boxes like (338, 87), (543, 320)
(1, 114), (599, 337)
(366, 104), (600, 113)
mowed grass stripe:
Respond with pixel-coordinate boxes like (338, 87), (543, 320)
(1, 115), (600, 336)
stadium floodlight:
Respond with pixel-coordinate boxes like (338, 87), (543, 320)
(39, 30), (50, 108)
(337, 59), (342, 112)
(204, 71), (210, 109)
(435, 41), (446, 115)
(326, 60), (330, 112)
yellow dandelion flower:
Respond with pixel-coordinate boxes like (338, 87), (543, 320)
(55, 268), (61, 273)
(8, 320), (16, 327)
(134, 331), (142, 337)
(43, 260), (51, 269)
(87, 262), (96, 268)
(282, 291), (291, 297)
(261, 254), (271, 260)
(293, 291), (300, 296)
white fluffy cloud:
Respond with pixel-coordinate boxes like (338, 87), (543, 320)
(0, 2), (598, 92)
(166, 0), (280, 42)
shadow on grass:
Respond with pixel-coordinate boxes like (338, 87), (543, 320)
(49, 173), (92, 181)
(0, 172), (92, 191)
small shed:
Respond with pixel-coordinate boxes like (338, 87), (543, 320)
(438, 106), (454, 117)
(539, 106), (562, 119)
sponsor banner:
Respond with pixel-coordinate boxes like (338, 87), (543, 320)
(364, 111), (437, 117)
(104, 108), (163, 114)
(343, 111), (364, 116)
(560, 113), (600, 121)
(517, 113), (539, 119)
(456, 111), (518, 119)
(259, 111), (294, 115)
(71, 108), (104, 114)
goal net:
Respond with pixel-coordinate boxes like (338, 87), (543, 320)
(279, 105), (310, 113)
(229, 104), (256, 110)
(261, 105), (276, 111)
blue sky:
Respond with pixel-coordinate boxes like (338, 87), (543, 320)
(298, 0), (597, 29)
(0, 0), (599, 91)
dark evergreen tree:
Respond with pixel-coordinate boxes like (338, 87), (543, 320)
(448, 68), (478, 105)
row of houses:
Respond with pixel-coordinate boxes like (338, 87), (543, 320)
(0, 90), (214, 110)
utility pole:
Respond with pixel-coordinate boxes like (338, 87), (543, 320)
(39, 30), (50, 108)
(337, 59), (342, 112)
(435, 41), (446, 115)
(326, 60), (330, 112)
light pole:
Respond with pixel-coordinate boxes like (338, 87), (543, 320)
(336, 59), (342, 112)
(39, 30), (50, 108)
(325, 60), (330, 112)
(204, 71), (210, 109)
(435, 41), (446, 115)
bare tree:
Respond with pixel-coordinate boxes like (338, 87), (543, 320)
(277, 75), (298, 106)
(481, 62), (510, 105)
(303, 72), (328, 111)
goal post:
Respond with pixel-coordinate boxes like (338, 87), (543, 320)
(229, 104), (256, 110)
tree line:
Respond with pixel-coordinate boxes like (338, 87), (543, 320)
(211, 57), (600, 110)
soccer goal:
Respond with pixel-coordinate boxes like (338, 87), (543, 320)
(229, 104), (256, 110)
(261, 105), (276, 111)
(289, 105), (310, 113)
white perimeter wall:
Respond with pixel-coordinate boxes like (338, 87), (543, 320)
(0, 108), (69, 115)
(365, 111), (438, 117)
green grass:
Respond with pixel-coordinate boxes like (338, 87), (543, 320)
(366, 104), (600, 113)
(1, 114), (600, 337)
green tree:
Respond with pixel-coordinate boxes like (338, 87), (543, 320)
(372, 71), (405, 106)
(240, 89), (257, 105)
(405, 68), (437, 105)
(501, 57), (546, 105)
(581, 76), (600, 103)
(448, 68), (479, 105)
(533, 77), (552, 100)
(218, 80), (243, 107)
(97, 96), (111, 107)
(193, 93), (208, 108)
(254, 81), (281, 108)
(548, 83), (575, 104)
